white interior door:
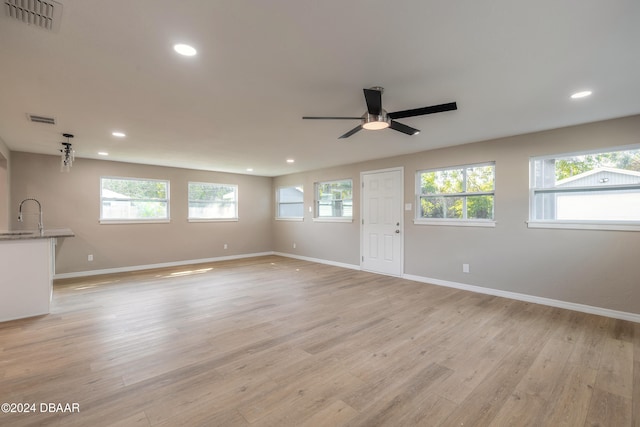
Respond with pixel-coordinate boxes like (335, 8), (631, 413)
(361, 168), (403, 276)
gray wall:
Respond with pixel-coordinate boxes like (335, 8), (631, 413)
(10, 152), (273, 274)
(272, 165), (365, 265)
(273, 115), (640, 314)
(5, 115), (640, 314)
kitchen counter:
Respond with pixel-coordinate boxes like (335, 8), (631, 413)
(0, 229), (74, 322)
(0, 228), (75, 240)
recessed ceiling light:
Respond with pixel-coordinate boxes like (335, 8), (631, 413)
(174, 44), (197, 56)
(286, 159), (295, 163)
(112, 131), (126, 138)
(98, 152), (109, 156)
(246, 168), (253, 172)
(571, 90), (592, 99)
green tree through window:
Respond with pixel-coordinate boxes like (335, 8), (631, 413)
(555, 149), (640, 180)
(418, 163), (495, 220)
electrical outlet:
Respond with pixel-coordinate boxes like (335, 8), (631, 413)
(223, 243), (228, 250)
(293, 242), (296, 249)
(462, 263), (470, 273)
(88, 254), (94, 262)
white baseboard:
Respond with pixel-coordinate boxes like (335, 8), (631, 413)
(54, 252), (275, 279)
(403, 273), (640, 324)
(273, 252), (360, 271)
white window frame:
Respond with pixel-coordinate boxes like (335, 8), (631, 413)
(528, 145), (640, 231)
(100, 176), (170, 224)
(276, 185), (304, 221)
(414, 162), (496, 227)
(313, 178), (353, 223)
(187, 182), (238, 222)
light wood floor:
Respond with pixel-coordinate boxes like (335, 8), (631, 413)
(0, 255), (638, 426)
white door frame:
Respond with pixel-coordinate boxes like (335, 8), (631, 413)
(360, 166), (404, 276)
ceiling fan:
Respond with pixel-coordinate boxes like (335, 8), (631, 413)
(302, 86), (457, 139)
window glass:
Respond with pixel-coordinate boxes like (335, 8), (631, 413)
(100, 177), (169, 221)
(530, 147), (640, 222)
(188, 182), (238, 220)
(277, 185), (304, 218)
(417, 163), (495, 221)
(316, 179), (353, 218)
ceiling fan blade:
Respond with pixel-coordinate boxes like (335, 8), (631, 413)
(302, 116), (362, 120)
(363, 88), (382, 115)
(388, 102), (457, 119)
(390, 120), (420, 136)
(338, 125), (363, 139)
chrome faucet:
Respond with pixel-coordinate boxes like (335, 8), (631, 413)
(18, 198), (43, 234)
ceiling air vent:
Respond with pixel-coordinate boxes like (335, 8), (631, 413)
(4, 0), (63, 32)
(27, 113), (56, 125)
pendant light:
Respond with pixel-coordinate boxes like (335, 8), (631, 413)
(60, 133), (75, 172)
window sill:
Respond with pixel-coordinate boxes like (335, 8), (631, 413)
(188, 218), (238, 223)
(413, 219), (496, 228)
(99, 219), (170, 225)
(527, 221), (640, 231)
(312, 217), (353, 223)
(275, 217), (304, 222)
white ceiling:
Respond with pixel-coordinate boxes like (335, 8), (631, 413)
(1, 0), (639, 177)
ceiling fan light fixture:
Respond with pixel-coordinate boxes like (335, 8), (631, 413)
(362, 113), (390, 130)
(362, 120), (390, 131)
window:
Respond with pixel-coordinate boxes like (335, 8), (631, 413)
(276, 185), (304, 219)
(416, 163), (495, 225)
(529, 146), (640, 230)
(315, 179), (353, 220)
(188, 182), (238, 221)
(100, 177), (169, 222)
